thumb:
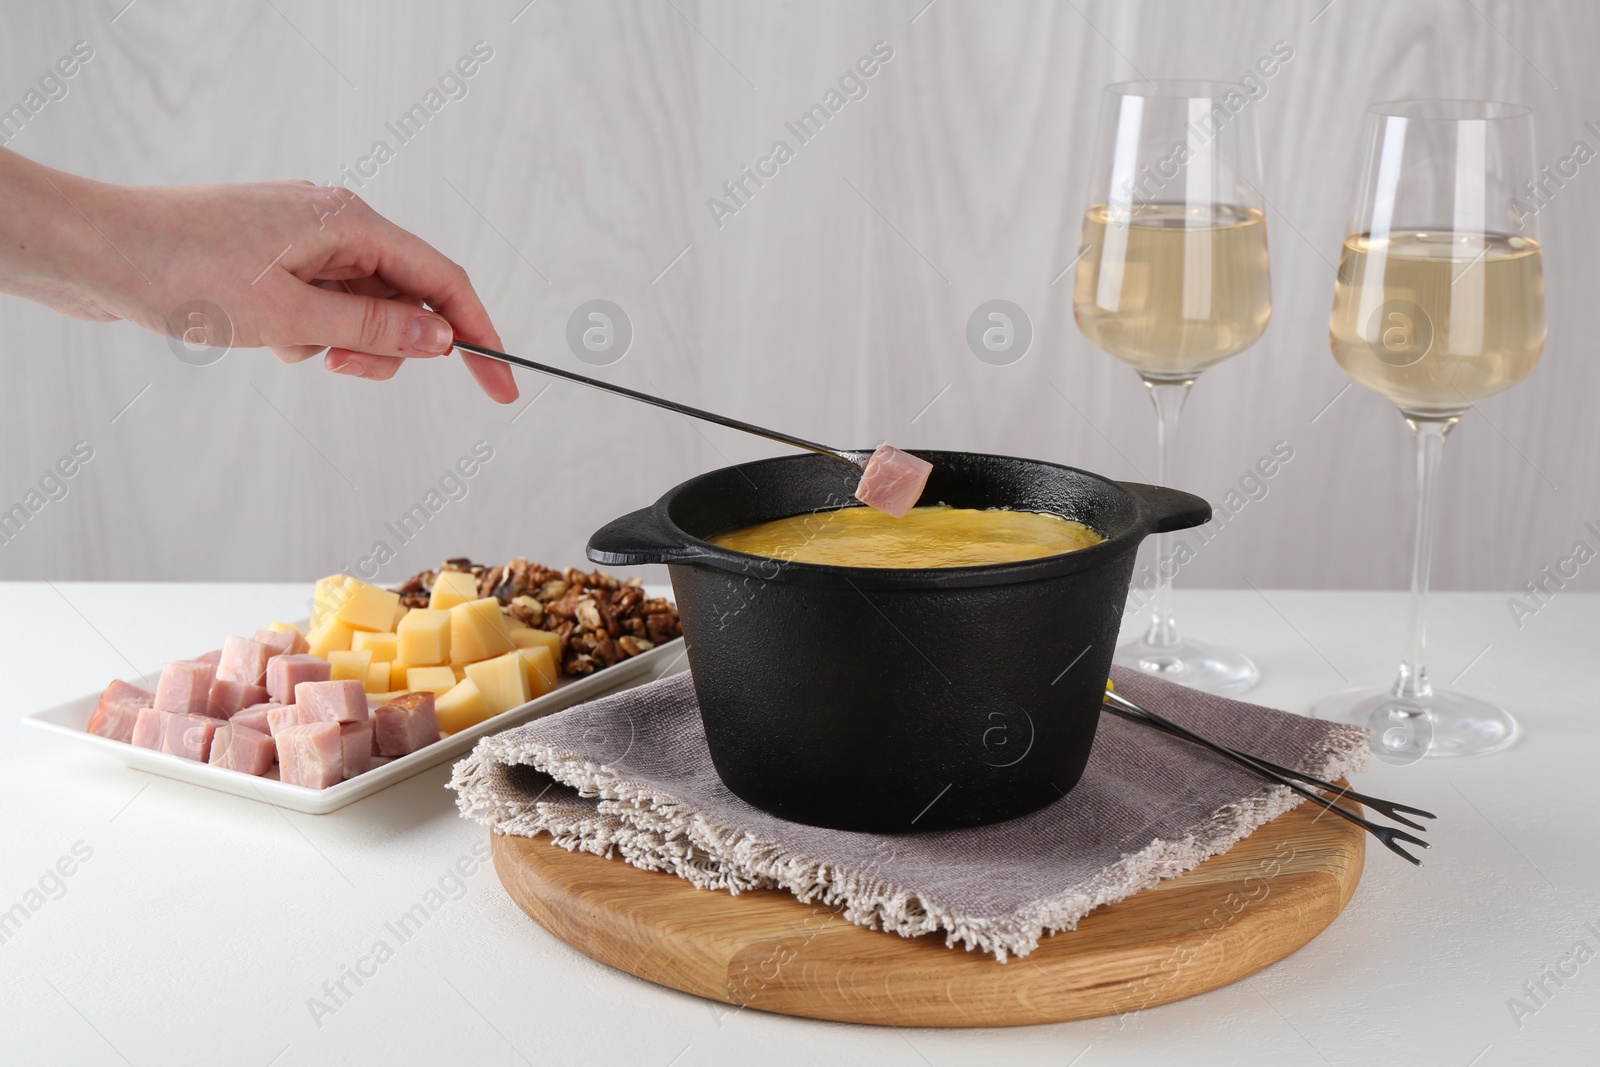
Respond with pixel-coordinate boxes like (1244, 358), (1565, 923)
(281, 285), (456, 359)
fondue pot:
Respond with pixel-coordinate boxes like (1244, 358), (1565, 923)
(588, 451), (1210, 833)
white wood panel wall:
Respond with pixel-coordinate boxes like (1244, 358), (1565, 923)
(1, 0), (1595, 600)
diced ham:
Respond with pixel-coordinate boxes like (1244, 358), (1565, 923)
(217, 635), (273, 685)
(153, 660), (217, 717)
(208, 724), (276, 776)
(209, 680), (269, 719)
(196, 649), (223, 665)
(231, 703), (281, 735)
(373, 692), (440, 757)
(266, 704), (308, 738)
(340, 721), (373, 778)
(294, 680), (368, 723)
(854, 444), (934, 519)
(88, 679), (155, 743)
(254, 628), (308, 658)
(266, 654), (330, 705)
(131, 707), (167, 750)
(277, 722), (344, 789)
(162, 713), (221, 762)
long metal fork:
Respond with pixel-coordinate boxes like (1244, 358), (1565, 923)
(1101, 689), (1431, 866)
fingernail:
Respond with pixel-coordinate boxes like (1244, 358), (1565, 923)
(406, 315), (453, 354)
(331, 356), (367, 377)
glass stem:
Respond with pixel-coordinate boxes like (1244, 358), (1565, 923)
(1393, 416), (1455, 701)
(1142, 379), (1193, 649)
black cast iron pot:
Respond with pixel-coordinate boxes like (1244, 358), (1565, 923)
(588, 451), (1210, 833)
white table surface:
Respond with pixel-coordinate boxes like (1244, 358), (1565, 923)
(2, 583), (1596, 1067)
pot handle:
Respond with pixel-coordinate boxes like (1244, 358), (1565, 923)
(1117, 482), (1213, 535)
(587, 506), (708, 567)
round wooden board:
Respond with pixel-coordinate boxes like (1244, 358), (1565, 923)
(492, 794), (1365, 1027)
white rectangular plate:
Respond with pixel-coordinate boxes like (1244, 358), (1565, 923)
(23, 594), (686, 814)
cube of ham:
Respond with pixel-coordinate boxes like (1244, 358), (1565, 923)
(294, 679), (368, 723)
(131, 707), (167, 750)
(231, 702), (281, 735)
(208, 724), (276, 776)
(373, 692), (441, 757)
(217, 635), (273, 685)
(277, 722), (344, 789)
(195, 649), (223, 666)
(209, 680), (269, 719)
(154, 660), (217, 717)
(266, 654), (330, 705)
(854, 444), (933, 519)
(266, 704), (308, 737)
(88, 679), (155, 743)
(162, 713), (221, 762)
(255, 628), (309, 658)
(340, 721), (373, 778)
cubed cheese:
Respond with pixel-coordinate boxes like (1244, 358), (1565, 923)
(351, 631), (399, 662)
(428, 570), (480, 611)
(327, 649), (373, 684)
(396, 608), (450, 666)
(310, 574), (350, 628)
(388, 659), (412, 691)
(435, 678), (488, 734)
(450, 598), (513, 664)
(464, 651), (529, 717)
(334, 579), (400, 633)
(518, 646), (558, 699)
(405, 666), (458, 697)
(364, 660), (389, 694)
(509, 628), (563, 673)
(306, 616), (356, 658)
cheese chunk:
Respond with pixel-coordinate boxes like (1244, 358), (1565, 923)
(464, 651), (529, 716)
(429, 570), (480, 611)
(388, 659), (412, 691)
(406, 666), (459, 697)
(352, 631), (399, 662)
(334, 579), (401, 633)
(450, 598), (513, 664)
(306, 616), (355, 658)
(397, 609), (450, 666)
(518, 646), (558, 699)
(310, 574), (350, 628)
(364, 660), (390, 694)
(509, 628), (563, 672)
(327, 649), (373, 684)
(435, 678), (489, 734)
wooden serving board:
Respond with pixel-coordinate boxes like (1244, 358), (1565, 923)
(492, 794), (1364, 1027)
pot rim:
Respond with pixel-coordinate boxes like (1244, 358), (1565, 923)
(590, 450), (1210, 591)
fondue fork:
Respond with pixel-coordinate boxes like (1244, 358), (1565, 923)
(1101, 691), (1431, 865)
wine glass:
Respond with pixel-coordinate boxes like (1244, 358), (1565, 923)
(1073, 80), (1271, 695)
(1314, 99), (1543, 759)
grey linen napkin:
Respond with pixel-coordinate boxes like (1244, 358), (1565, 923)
(450, 667), (1368, 961)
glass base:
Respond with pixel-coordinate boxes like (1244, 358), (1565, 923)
(1311, 686), (1520, 762)
(1114, 636), (1260, 696)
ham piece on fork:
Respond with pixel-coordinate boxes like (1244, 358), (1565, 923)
(853, 445), (934, 519)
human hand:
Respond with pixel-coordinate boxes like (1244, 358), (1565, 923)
(0, 151), (517, 403)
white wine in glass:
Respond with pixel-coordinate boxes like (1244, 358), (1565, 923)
(1315, 99), (1544, 759)
(1074, 81), (1272, 695)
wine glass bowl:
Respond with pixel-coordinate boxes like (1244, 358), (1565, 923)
(1073, 79), (1272, 695)
(1314, 99), (1542, 757)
